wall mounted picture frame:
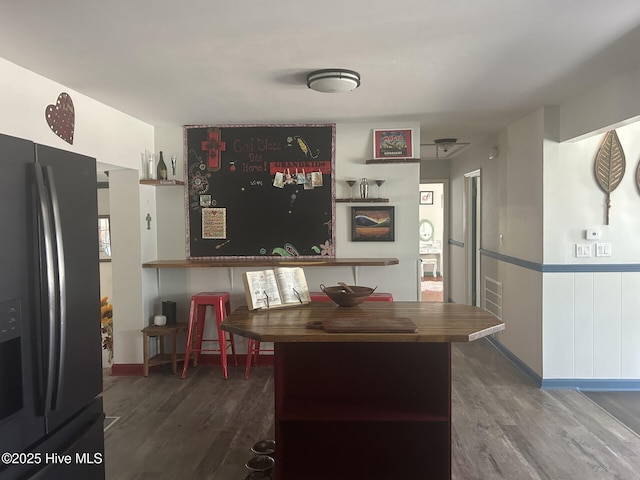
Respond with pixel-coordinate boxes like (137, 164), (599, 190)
(98, 215), (111, 262)
(351, 206), (395, 242)
(420, 190), (434, 205)
(373, 128), (413, 159)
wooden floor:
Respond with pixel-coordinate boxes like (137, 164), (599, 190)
(421, 275), (444, 302)
(103, 339), (640, 479)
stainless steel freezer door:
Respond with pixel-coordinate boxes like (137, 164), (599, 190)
(34, 144), (102, 434)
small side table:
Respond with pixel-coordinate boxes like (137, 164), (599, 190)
(141, 322), (188, 376)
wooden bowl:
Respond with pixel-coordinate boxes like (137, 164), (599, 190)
(320, 284), (375, 307)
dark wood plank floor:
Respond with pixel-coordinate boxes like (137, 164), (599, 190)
(103, 339), (640, 479)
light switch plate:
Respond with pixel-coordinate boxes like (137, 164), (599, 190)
(575, 244), (592, 258)
(596, 243), (612, 257)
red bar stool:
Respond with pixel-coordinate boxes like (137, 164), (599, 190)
(244, 338), (272, 380)
(182, 292), (237, 379)
(244, 292), (394, 379)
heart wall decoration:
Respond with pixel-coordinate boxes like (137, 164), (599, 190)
(45, 92), (75, 144)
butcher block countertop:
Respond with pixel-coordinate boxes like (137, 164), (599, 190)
(221, 302), (505, 343)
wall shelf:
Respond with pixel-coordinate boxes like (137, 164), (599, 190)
(365, 158), (421, 164)
(335, 198), (389, 203)
(140, 179), (184, 186)
(142, 258), (399, 268)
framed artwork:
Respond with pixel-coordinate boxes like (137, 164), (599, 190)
(373, 128), (413, 159)
(351, 206), (395, 242)
(420, 190), (434, 205)
(98, 215), (111, 262)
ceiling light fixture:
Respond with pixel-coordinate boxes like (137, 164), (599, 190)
(306, 69), (361, 93)
(433, 138), (458, 153)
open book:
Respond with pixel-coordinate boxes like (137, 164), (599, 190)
(242, 267), (311, 310)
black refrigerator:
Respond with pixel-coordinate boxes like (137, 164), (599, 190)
(0, 133), (105, 479)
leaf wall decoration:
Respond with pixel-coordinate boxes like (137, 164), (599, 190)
(594, 130), (625, 224)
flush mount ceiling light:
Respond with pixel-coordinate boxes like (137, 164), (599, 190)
(433, 138), (458, 153)
(306, 69), (361, 93)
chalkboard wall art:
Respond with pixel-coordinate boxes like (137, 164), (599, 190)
(184, 124), (335, 259)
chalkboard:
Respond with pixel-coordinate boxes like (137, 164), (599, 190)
(184, 124), (335, 259)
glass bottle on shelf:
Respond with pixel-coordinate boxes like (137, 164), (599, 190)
(359, 177), (369, 199)
(147, 153), (154, 179)
(157, 151), (168, 180)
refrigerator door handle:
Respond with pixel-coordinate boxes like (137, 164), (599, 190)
(44, 165), (67, 410)
(33, 164), (59, 417)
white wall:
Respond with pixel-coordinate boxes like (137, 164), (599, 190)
(545, 122), (640, 264)
(542, 119), (640, 380)
(447, 114), (545, 375)
(146, 123), (422, 359)
(559, 63), (640, 142)
(456, 94), (640, 382)
(0, 57), (155, 366)
(0, 57), (153, 169)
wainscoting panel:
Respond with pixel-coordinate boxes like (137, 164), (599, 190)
(573, 273), (594, 378)
(621, 273), (640, 378)
(593, 273), (622, 378)
(482, 249), (640, 384)
(543, 273), (575, 378)
(543, 271), (640, 381)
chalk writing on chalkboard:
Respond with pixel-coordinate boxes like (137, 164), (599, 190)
(184, 124), (335, 259)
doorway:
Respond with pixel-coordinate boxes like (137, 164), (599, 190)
(464, 170), (481, 306)
(419, 182), (445, 302)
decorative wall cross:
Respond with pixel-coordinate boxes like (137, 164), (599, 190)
(201, 128), (226, 171)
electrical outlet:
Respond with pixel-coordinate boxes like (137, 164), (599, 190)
(575, 244), (592, 258)
(596, 243), (612, 257)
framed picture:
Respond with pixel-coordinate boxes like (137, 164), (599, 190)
(420, 191), (434, 205)
(98, 215), (111, 262)
(373, 128), (413, 159)
(351, 206), (395, 242)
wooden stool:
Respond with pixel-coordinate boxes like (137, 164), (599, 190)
(420, 258), (438, 278)
(182, 292), (237, 379)
(244, 293), (394, 379)
(141, 323), (188, 377)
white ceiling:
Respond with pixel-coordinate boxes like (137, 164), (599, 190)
(2, 1), (640, 158)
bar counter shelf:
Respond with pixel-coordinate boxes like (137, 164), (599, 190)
(142, 258), (399, 268)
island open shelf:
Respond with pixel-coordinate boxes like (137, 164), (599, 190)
(222, 302), (504, 479)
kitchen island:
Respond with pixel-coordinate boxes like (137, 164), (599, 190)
(221, 301), (504, 479)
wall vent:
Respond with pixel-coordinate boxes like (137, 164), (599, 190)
(483, 276), (503, 321)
